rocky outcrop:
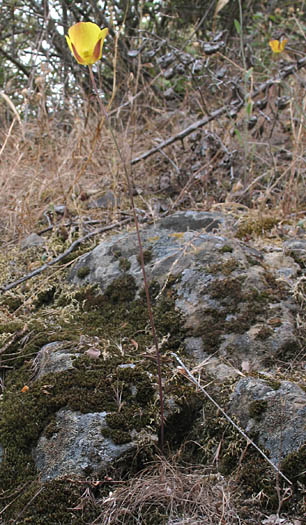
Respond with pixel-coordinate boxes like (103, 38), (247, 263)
(69, 211), (301, 371)
(0, 211), (305, 510)
(230, 377), (306, 465)
(33, 409), (136, 481)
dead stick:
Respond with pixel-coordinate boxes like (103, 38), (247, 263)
(131, 57), (306, 165)
(0, 219), (132, 293)
(131, 105), (233, 165)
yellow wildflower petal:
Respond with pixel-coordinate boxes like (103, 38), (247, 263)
(66, 22), (108, 65)
(269, 39), (287, 53)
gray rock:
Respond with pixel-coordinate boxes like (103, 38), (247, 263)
(19, 211), (303, 483)
(263, 252), (300, 279)
(33, 409), (136, 481)
(69, 211), (300, 370)
(69, 211), (231, 289)
(32, 341), (79, 380)
(283, 239), (306, 267)
(184, 336), (206, 363)
(230, 378), (306, 464)
(88, 190), (119, 209)
(21, 233), (45, 249)
(159, 210), (228, 232)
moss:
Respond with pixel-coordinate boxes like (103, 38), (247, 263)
(76, 265), (90, 279)
(221, 258), (239, 275)
(191, 308), (225, 350)
(2, 478), (104, 524)
(249, 400), (268, 419)
(44, 416), (58, 438)
(118, 257), (131, 272)
(286, 249), (305, 269)
(34, 285), (56, 308)
(2, 228), (300, 521)
(236, 444), (306, 512)
(164, 393), (203, 447)
(138, 248), (153, 265)
(236, 449), (278, 507)
(173, 379), (246, 472)
(111, 247), (122, 259)
(0, 271), (186, 520)
(209, 276), (243, 302)
(236, 215), (279, 239)
(104, 274), (137, 304)
(117, 366), (155, 405)
(0, 294), (23, 312)
(140, 279), (161, 303)
(0, 327), (57, 374)
(265, 379), (281, 390)
(219, 244), (233, 253)
(0, 447), (36, 490)
(165, 273), (181, 287)
(281, 444), (306, 485)
(277, 340), (301, 362)
(255, 326), (273, 340)
(105, 406), (148, 444)
(0, 319), (24, 334)
(103, 427), (132, 445)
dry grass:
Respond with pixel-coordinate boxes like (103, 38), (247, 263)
(0, 46), (305, 247)
(91, 457), (248, 525)
(0, 26), (305, 524)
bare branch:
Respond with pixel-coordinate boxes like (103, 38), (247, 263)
(0, 219), (132, 293)
(131, 57), (306, 165)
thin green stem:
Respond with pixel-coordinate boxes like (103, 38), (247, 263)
(88, 65), (165, 450)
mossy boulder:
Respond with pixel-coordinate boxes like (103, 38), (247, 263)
(0, 211), (304, 522)
(230, 378), (306, 465)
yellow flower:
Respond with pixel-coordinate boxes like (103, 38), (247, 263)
(269, 38), (287, 54)
(66, 22), (108, 65)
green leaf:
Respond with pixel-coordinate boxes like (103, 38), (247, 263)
(234, 19), (241, 34)
(234, 128), (243, 145)
(245, 68), (253, 81)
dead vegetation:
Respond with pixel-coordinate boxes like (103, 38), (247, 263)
(91, 457), (245, 525)
(0, 29), (305, 247)
(0, 3), (305, 524)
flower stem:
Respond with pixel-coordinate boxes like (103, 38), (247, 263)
(88, 65), (165, 450)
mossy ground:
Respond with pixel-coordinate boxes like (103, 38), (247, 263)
(0, 239), (304, 522)
(0, 249), (187, 522)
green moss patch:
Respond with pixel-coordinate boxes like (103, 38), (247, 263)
(0, 267), (187, 522)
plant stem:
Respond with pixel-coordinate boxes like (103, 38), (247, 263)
(88, 65), (165, 450)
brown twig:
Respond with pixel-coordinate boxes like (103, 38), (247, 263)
(131, 57), (306, 165)
(88, 65), (165, 450)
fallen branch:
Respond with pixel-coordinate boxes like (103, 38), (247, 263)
(131, 57), (306, 165)
(0, 218), (132, 293)
(131, 105), (236, 165)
